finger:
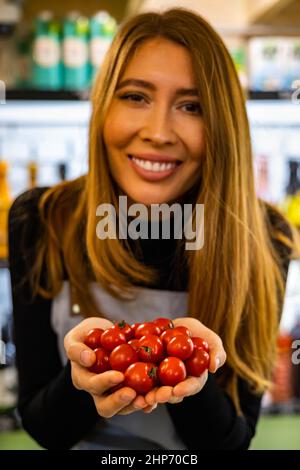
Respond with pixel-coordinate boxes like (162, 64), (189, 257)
(71, 361), (97, 390)
(142, 403), (158, 413)
(173, 317), (205, 337)
(72, 364), (124, 395)
(118, 396), (148, 415)
(167, 396), (184, 405)
(172, 372), (208, 397)
(68, 345), (96, 367)
(209, 345), (226, 373)
(64, 317), (114, 345)
(173, 318), (226, 373)
(155, 386), (173, 403)
(146, 389), (182, 406)
(94, 387), (137, 418)
(117, 405), (138, 415)
(88, 370), (125, 396)
(64, 317), (113, 366)
(144, 387), (159, 406)
(132, 395), (148, 409)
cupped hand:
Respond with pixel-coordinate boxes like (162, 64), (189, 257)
(144, 317), (226, 408)
(173, 317), (226, 373)
(144, 370), (208, 408)
(64, 317), (156, 417)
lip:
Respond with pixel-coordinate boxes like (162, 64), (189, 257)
(128, 154), (182, 182)
(129, 153), (181, 163)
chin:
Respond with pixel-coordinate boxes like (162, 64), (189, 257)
(128, 191), (176, 207)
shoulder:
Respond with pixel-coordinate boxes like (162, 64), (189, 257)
(9, 177), (86, 233)
(9, 187), (50, 228)
(8, 187), (50, 267)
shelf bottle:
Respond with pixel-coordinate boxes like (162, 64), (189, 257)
(0, 161), (12, 259)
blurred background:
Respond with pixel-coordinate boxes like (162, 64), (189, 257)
(0, 0), (300, 450)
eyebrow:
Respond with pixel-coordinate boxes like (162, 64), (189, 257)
(116, 78), (199, 96)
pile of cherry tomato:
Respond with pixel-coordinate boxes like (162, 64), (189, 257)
(84, 318), (210, 395)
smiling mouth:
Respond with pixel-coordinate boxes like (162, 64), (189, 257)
(128, 155), (182, 173)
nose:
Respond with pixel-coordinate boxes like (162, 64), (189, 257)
(139, 103), (177, 146)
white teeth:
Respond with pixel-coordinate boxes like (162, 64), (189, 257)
(131, 157), (177, 172)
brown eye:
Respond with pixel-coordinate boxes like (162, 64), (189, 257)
(119, 93), (146, 103)
(182, 102), (202, 115)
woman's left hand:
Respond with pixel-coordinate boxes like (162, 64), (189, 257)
(143, 317), (226, 409)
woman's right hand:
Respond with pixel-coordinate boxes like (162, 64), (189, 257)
(64, 317), (156, 417)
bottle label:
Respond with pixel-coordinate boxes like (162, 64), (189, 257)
(90, 37), (111, 67)
(63, 38), (88, 68)
(33, 37), (60, 68)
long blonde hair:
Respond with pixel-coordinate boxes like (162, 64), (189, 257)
(32, 9), (298, 412)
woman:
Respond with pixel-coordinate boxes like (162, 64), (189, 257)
(9, 9), (298, 450)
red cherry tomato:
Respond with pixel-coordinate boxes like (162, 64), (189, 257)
(153, 317), (174, 333)
(112, 320), (134, 341)
(138, 334), (164, 363)
(158, 357), (187, 386)
(124, 362), (158, 395)
(160, 327), (188, 347)
(135, 322), (161, 339)
(185, 349), (210, 376)
(109, 344), (138, 372)
(101, 326), (126, 351)
(166, 335), (194, 360)
(192, 337), (209, 353)
(131, 323), (141, 335)
(88, 347), (110, 374)
(84, 328), (104, 349)
(174, 326), (191, 337)
(127, 338), (140, 351)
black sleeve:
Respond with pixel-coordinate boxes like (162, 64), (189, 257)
(168, 207), (294, 450)
(8, 188), (100, 450)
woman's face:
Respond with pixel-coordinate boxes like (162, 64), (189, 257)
(103, 37), (205, 206)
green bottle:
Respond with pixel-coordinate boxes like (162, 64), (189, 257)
(62, 13), (89, 91)
(89, 11), (117, 84)
(32, 11), (62, 90)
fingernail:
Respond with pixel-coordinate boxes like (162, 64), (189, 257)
(134, 403), (146, 409)
(215, 357), (221, 370)
(121, 393), (132, 401)
(80, 350), (92, 366)
(144, 404), (157, 413)
(111, 377), (121, 384)
(110, 376), (123, 385)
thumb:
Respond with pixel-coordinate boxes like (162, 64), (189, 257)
(66, 342), (96, 367)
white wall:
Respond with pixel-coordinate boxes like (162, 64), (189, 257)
(136, 0), (249, 28)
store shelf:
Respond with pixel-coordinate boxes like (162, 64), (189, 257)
(0, 100), (90, 126)
(248, 90), (293, 100)
(6, 89), (90, 101)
